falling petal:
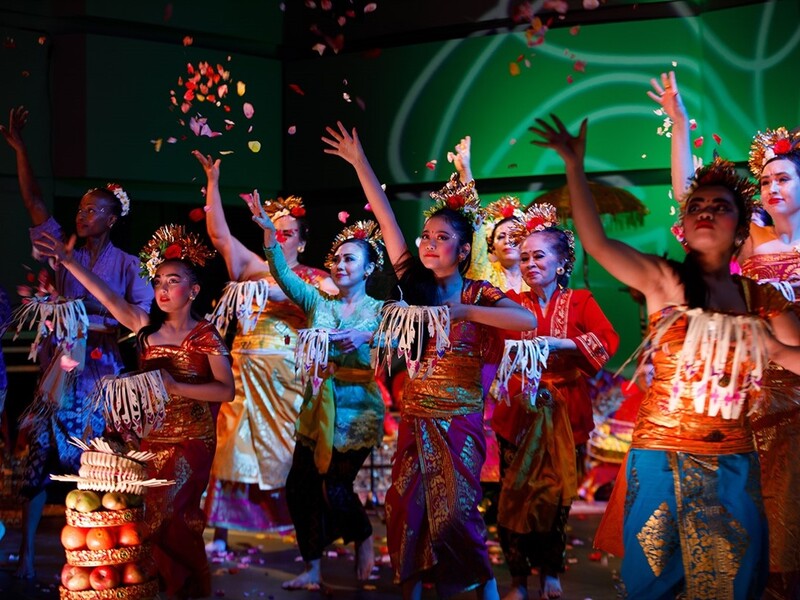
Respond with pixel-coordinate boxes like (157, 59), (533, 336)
(583, 0), (600, 8)
(337, 16), (347, 26)
(243, 102), (255, 118)
(693, 136), (704, 148)
(343, 92), (351, 102)
(566, 75), (574, 84)
(364, 3), (377, 13)
(364, 203), (372, 212)
(219, 150), (235, 155)
(312, 43), (326, 56)
(569, 26), (581, 35)
(183, 36), (193, 46)
(237, 81), (246, 96)
(712, 133), (722, 145)
(189, 207), (206, 222)
(288, 83), (305, 96)
(509, 138), (517, 145)
(509, 62), (521, 76)
(288, 125), (297, 135)
(689, 119), (697, 130)
(355, 97), (366, 111)
(321, 0), (332, 9)
(426, 160), (437, 170)
(338, 211), (350, 223)
(574, 60), (586, 72)
(151, 139), (163, 152)
(248, 141), (261, 153)
(38, 36), (47, 44)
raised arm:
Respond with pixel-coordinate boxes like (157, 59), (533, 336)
(321, 122), (409, 272)
(192, 151), (265, 281)
(0, 106), (49, 226)
(529, 115), (668, 298)
(647, 71), (694, 201)
(33, 232), (149, 332)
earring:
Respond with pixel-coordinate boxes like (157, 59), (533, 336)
(556, 266), (565, 275)
(298, 243), (306, 253)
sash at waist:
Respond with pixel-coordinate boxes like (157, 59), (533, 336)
(331, 366), (374, 384)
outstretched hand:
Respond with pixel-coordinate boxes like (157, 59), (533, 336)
(647, 71), (686, 121)
(32, 232), (76, 267)
(0, 105), (29, 152)
(529, 114), (587, 166)
(447, 136), (472, 181)
(192, 150), (220, 181)
(243, 190), (278, 247)
(321, 121), (365, 166)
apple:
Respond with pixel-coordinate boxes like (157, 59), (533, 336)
(65, 489), (83, 510)
(123, 493), (144, 507)
(61, 564), (92, 591)
(85, 527), (117, 550)
(117, 522), (143, 547)
(60, 525), (88, 550)
(120, 562), (147, 585)
(102, 492), (128, 510)
(73, 490), (102, 513)
(89, 565), (120, 591)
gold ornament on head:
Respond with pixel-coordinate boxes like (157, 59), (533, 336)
(324, 219), (385, 271)
(748, 127), (800, 176)
(484, 195), (525, 247)
(680, 157), (756, 218)
(139, 224), (215, 280)
(263, 195), (307, 221)
(509, 203), (576, 278)
(425, 172), (484, 231)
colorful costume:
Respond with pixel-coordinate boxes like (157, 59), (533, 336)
(492, 288), (617, 578)
(139, 320), (230, 599)
(618, 278), (789, 600)
(385, 279), (505, 598)
(204, 266), (330, 533)
(23, 217), (152, 493)
(741, 238), (800, 593)
(264, 244), (384, 562)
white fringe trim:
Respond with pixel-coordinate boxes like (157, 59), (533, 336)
(766, 280), (796, 303)
(374, 301), (451, 379)
(493, 338), (550, 406)
(10, 297), (89, 362)
(295, 328), (330, 396)
(206, 279), (269, 336)
(92, 370), (169, 439)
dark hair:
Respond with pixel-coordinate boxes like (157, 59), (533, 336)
(86, 188), (123, 218)
(135, 260), (203, 349)
(331, 238), (391, 299)
(487, 217), (517, 254)
(758, 153), (800, 228)
(391, 208), (474, 306)
(533, 228), (575, 288)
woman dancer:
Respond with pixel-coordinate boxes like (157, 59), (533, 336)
(36, 225), (234, 599)
(249, 200), (385, 590)
(1, 106), (153, 578)
(194, 152), (334, 547)
(322, 121), (536, 600)
(531, 114), (800, 599)
(492, 203), (618, 600)
(651, 73), (800, 598)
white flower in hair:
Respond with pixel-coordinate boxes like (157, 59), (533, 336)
(106, 183), (131, 216)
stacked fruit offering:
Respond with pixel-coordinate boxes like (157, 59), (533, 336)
(57, 453), (158, 599)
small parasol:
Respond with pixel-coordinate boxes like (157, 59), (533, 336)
(529, 182), (649, 287)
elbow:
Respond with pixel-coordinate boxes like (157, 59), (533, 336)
(221, 383), (235, 403)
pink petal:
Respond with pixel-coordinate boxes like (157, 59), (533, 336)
(338, 211), (350, 223)
(693, 136), (704, 148)
(289, 83), (305, 96)
(182, 36), (193, 46)
(364, 3), (377, 13)
(574, 60), (586, 73)
(712, 133), (722, 145)
(243, 102), (255, 119)
(426, 160), (437, 170)
(566, 75), (574, 84)
(312, 43), (326, 56)
(570, 26), (581, 35)
(364, 203), (372, 212)
(288, 125), (297, 135)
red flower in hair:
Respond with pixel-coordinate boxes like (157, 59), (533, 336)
(501, 204), (516, 218)
(353, 229), (367, 239)
(446, 194), (465, 210)
(164, 243), (182, 260)
(290, 206), (306, 218)
(774, 138), (792, 155)
(527, 216), (546, 230)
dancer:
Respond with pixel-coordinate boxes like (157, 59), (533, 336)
(1, 105), (153, 578)
(650, 73), (800, 598)
(248, 199), (385, 590)
(322, 121), (536, 600)
(530, 114), (800, 599)
(194, 152), (334, 547)
(35, 224), (234, 599)
(492, 203), (618, 600)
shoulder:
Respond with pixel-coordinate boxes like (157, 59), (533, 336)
(463, 278), (506, 305)
(189, 320), (231, 355)
(739, 276), (792, 318)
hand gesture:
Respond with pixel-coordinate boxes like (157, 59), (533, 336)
(160, 369), (178, 395)
(447, 136), (472, 182)
(329, 328), (371, 354)
(445, 300), (469, 322)
(529, 114), (587, 167)
(33, 232), (76, 267)
(243, 189), (278, 247)
(0, 106), (29, 152)
(322, 121), (366, 166)
(192, 150), (220, 182)
(646, 71), (687, 121)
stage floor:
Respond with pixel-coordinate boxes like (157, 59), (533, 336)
(0, 502), (621, 599)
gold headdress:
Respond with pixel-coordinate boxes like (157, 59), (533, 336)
(324, 219), (385, 271)
(748, 127), (800, 176)
(680, 158), (756, 218)
(263, 195), (306, 221)
(483, 196), (525, 249)
(139, 224), (215, 279)
(509, 203), (576, 277)
(425, 172), (484, 231)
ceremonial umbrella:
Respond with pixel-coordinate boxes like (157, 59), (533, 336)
(529, 182), (649, 288)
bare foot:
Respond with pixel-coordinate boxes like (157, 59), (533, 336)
(540, 575), (562, 599)
(501, 585), (529, 600)
(355, 535), (375, 581)
(282, 568), (321, 591)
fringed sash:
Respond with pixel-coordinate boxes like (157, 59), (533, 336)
(374, 300), (450, 379)
(93, 370), (169, 439)
(493, 338), (550, 406)
(206, 279), (269, 336)
(10, 296), (89, 362)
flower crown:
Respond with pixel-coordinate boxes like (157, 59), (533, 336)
(484, 196), (525, 247)
(748, 127), (800, 176)
(324, 220), (385, 271)
(425, 172), (484, 231)
(139, 224), (215, 280)
(87, 183), (131, 216)
(509, 203), (576, 277)
(263, 195), (307, 221)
